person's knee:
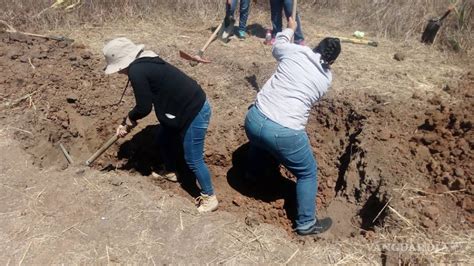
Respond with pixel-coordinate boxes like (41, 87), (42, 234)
(293, 160), (317, 181)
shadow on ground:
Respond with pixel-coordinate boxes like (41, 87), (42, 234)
(117, 125), (201, 198)
(226, 143), (297, 225)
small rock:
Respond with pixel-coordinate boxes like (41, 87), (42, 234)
(442, 84), (451, 92)
(75, 169), (85, 176)
(433, 183), (449, 194)
(411, 91), (423, 100)
(326, 179), (335, 188)
(440, 163), (451, 173)
(454, 167), (465, 177)
(423, 205), (439, 220)
(68, 55), (77, 61)
(404, 208), (418, 219)
(450, 178), (466, 190)
(468, 184), (474, 195)
(245, 213), (260, 227)
(274, 199), (285, 209)
(377, 129), (391, 141)
(110, 179), (123, 186)
(451, 148), (463, 157)
(393, 52), (406, 61)
(363, 230), (376, 240)
(421, 217), (436, 228)
(61, 121), (68, 129)
(57, 41), (69, 48)
(72, 42), (86, 49)
(278, 210), (285, 218)
(19, 56), (29, 63)
(80, 51), (92, 60)
(428, 95), (442, 105)
(466, 214), (474, 224)
(232, 196), (244, 207)
(441, 172), (454, 185)
(66, 94), (78, 103)
(316, 197), (323, 207)
(458, 197), (473, 212)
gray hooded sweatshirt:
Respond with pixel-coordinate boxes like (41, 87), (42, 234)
(256, 28), (333, 130)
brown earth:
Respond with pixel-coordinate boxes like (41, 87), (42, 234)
(0, 13), (473, 263)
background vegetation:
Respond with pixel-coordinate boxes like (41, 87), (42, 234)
(1, 0), (472, 51)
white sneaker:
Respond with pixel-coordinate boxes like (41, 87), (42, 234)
(151, 171), (178, 182)
(195, 193), (218, 213)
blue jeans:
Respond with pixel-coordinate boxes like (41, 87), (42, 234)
(270, 0), (304, 42)
(226, 0), (251, 32)
(158, 100), (214, 196)
(244, 105), (317, 230)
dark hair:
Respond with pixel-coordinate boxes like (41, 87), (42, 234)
(313, 38), (341, 69)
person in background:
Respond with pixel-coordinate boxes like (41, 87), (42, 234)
(103, 37), (218, 213)
(226, 0), (251, 39)
(267, 0), (305, 45)
(244, 17), (341, 235)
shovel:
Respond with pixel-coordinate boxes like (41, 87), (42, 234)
(421, 5), (454, 44)
(313, 33), (378, 47)
(59, 133), (118, 167)
(218, 0), (236, 43)
(58, 133), (118, 167)
(179, 23), (223, 65)
(0, 20), (74, 42)
(85, 134), (119, 166)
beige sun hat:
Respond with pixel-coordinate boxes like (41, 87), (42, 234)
(103, 37), (144, 74)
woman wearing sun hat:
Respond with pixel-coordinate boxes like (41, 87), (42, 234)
(103, 37), (218, 213)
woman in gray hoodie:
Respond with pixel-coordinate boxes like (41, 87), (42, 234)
(244, 17), (341, 235)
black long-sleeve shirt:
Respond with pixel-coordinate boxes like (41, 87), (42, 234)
(127, 57), (206, 135)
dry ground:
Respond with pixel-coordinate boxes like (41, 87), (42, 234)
(0, 7), (473, 264)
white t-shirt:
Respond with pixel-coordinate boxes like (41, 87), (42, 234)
(256, 29), (333, 130)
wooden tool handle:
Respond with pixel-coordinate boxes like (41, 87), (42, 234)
(292, 0), (298, 19)
(85, 134), (118, 166)
(200, 23), (223, 53)
(59, 143), (74, 164)
(439, 8), (452, 21)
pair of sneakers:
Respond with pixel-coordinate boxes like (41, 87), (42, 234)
(152, 170), (218, 213)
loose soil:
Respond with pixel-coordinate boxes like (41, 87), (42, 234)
(0, 12), (472, 256)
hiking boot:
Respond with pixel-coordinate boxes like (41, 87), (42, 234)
(196, 193), (218, 213)
(152, 170), (178, 182)
(236, 30), (247, 40)
(296, 217), (332, 236)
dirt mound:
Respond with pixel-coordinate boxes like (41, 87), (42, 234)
(1, 31), (472, 239)
(410, 74), (474, 224)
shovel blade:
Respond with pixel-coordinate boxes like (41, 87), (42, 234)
(179, 50), (211, 64)
(218, 16), (235, 43)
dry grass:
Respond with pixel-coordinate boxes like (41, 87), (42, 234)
(1, 0), (472, 51)
(309, 0), (473, 52)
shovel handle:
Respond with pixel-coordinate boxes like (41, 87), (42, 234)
(292, 0), (297, 19)
(200, 23), (223, 54)
(85, 134), (119, 166)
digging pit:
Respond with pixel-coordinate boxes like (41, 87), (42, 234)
(1, 32), (472, 238)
